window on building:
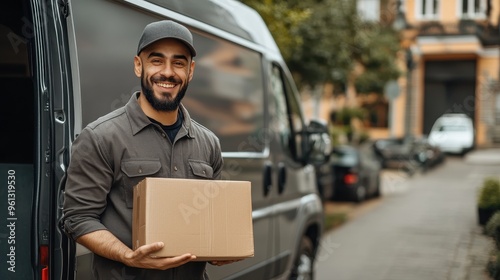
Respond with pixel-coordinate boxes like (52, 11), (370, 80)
(459, 0), (486, 19)
(416, 0), (439, 20)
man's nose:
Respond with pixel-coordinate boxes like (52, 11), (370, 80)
(160, 63), (175, 77)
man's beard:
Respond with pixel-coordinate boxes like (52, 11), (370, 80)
(141, 74), (188, 112)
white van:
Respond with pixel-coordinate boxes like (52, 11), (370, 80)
(0, 0), (330, 279)
(428, 113), (475, 155)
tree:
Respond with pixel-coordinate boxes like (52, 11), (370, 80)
(241, 0), (401, 95)
(240, 0), (311, 62)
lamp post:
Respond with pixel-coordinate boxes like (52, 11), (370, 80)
(404, 48), (415, 139)
(393, 0), (415, 140)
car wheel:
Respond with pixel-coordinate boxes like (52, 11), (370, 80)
(373, 175), (381, 198)
(354, 184), (367, 203)
(290, 237), (314, 280)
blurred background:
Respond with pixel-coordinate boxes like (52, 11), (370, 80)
(241, 0), (500, 150)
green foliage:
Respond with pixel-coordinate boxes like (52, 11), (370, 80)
(355, 25), (401, 93)
(478, 178), (500, 209)
(486, 211), (500, 250)
(240, 0), (311, 63)
(330, 107), (366, 125)
(479, 178), (500, 279)
(324, 212), (348, 232)
(240, 0), (402, 93)
(487, 250), (500, 280)
(328, 107), (369, 144)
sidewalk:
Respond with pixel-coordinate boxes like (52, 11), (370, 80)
(321, 148), (500, 280)
(465, 226), (494, 280)
(465, 148), (500, 166)
(464, 148), (500, 280)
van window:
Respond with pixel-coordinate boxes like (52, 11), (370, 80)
(184, 32), (265, 153)
(438, 125), (468, 132)
(73, 12), (265, 153)
(270, 64), (304, 160)
(145, 0), (253, 41)
(270, 65), (292, 154)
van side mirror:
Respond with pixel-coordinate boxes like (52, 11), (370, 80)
(302, 119), (332, 165)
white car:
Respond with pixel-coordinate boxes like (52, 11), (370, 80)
(428, 113), (475, 155)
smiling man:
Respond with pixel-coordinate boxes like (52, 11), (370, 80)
(62, 20), (230, 279)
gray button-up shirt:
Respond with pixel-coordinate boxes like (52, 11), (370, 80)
(62, 92), (223, 279)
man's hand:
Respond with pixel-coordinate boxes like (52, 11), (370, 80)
(209, 259), (243, 266)
(77, 231), (196, 270)
(123, 242), (196, 270)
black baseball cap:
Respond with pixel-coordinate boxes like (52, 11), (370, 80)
(137, 20), (196, 57)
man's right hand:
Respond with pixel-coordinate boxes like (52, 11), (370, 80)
(77, 230), (196, 270)
(123, 242), (196, 270)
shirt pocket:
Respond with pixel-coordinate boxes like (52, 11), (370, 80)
(188, 159), (214, 179)
(121, 158), (161, 208)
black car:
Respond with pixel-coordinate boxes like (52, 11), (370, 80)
(327, 143), (382, 202)
(373, 137), (445, 174)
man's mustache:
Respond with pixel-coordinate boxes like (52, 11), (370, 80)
(152, 76), (180, 84)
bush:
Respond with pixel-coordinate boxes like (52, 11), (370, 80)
(487, 250), (500, 280)
(486, 211), (500, 249)
(478, 178), (500, 209)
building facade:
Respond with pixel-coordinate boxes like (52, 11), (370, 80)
(300, 0), (500, 146)
(396, 0), (500, 146)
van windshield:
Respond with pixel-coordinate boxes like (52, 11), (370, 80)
(438, 125), (468, 132)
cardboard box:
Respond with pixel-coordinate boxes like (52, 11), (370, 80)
(132, 178), (254, 261)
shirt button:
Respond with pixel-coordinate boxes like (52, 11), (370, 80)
(161, 133), (166, 138)
(203, 170), (206, 175)
(174, 166), (178, 171)
(138, 168), (143, 174)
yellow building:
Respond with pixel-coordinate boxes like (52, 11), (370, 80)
(393, 0), (500, 146)
(302, 0), (500, 147)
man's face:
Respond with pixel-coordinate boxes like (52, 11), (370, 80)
(134, 38), (195, 111)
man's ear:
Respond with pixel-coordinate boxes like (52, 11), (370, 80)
(188, 60), (195, 82)
(134, 56), (142, 78)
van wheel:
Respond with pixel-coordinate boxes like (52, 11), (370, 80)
(290, 236), (314, 280)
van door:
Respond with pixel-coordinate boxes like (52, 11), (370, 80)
(268, 63), (324, 278)
(1, 1), (74, 279)
(189, 30), (276, 280)
(0, 3), (36, 279)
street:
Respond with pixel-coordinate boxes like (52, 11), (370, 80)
(315, 153), (500, 280)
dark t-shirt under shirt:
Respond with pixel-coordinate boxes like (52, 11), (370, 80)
(148, 110), (183, 143)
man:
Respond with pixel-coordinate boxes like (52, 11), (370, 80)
(62, 20), (230, 279)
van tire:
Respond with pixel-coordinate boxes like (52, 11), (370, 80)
(290, 236), (314, 280)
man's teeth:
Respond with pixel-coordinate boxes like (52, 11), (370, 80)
(157, 83), (175, 88)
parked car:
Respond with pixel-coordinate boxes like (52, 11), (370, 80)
(373, 136), (445, 174)
(428, 113), (475, 155)
(327, 143), (382, 202)
(373, 137), (414, 169)
(411, 136), (446, 171)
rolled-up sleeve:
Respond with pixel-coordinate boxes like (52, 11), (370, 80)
(62, 127), (113, 240)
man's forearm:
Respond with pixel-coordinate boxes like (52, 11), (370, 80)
(76, 230), (133, 265)
(76, 229), (197, 270)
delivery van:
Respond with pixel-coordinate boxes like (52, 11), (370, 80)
(0, 0), (331, 279)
